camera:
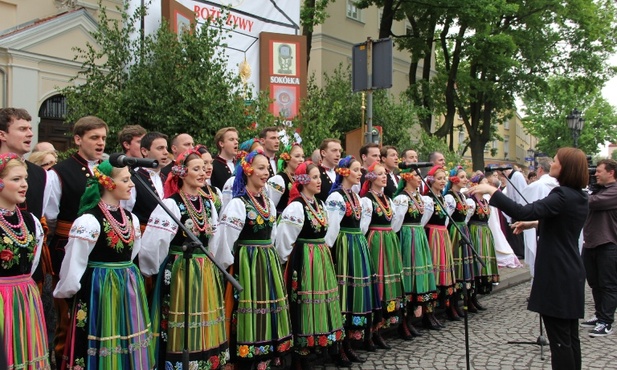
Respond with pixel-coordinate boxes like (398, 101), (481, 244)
(587, 155), (599, 192)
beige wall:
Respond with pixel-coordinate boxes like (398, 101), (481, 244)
(309, 1), (430, 98)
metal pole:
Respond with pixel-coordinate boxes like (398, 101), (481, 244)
(366, 38), (373, 144)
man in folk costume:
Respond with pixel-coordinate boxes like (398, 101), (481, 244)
(161, 133), (194, 178)
(521, 157), (558, 278)
(381, 145), (400, 198)
(316, 138), (342, 202)
(45, 116), (108, 366)
(259, 126), (280, 178)
(117, 124), (146, 158)
(211, 127), (238, 190)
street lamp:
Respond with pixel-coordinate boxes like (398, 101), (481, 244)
(526, 147), (536, 170)
(566, 108), (585, 148)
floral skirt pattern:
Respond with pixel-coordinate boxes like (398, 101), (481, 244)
(425, 224), (455, 306)
(150, 247), (228, 369)
(331, 227), (380, 340)
(366, 226), (404, 324)
(63, 261), (154, 370)
(0, 274), (50, 370)
(229, 240), (293, 363)
(398, 224), (437, 304)
(449, 221), (476, 284)
(469, 222), (500, 294)
(285, 238), (344, 354)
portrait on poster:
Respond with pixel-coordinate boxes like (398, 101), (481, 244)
(273, 42), (297, 76)
(271, 85), (299, 119)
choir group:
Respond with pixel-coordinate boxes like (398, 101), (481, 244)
(0, 109), (502, 370)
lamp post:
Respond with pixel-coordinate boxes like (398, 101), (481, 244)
(526, 147), (536, 171)
(566, 108), (585, 148)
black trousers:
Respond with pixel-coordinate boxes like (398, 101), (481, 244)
(542, 315), (581, 370)
(582, 243), (617, 325)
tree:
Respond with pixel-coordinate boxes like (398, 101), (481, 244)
(360, 0), (617, 170)
(300, 0), (336, 66)
(60, 2), (273, 152)
(522, 76), (617, 156)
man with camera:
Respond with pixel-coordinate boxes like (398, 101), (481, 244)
(581, 159), (617, 337)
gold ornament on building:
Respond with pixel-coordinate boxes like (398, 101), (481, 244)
(239, 57), (251, 84)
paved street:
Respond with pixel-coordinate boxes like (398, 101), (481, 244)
(316, 268), (617, 369)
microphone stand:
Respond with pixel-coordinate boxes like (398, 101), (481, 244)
(128, 167), (243, 369)
(416, 167), (485, 370)
(496, 171), (548, 360)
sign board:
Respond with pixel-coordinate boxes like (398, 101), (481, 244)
(352, 38), (393, 92)
(132, 0), (301, 92)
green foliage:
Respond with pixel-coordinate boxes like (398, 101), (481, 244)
(611, 150), (617, 161)
(60, 2), (273, 153)
(522, 76), (617, 156)
(412, 131), (469, 169)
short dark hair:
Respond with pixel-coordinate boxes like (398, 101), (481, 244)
(428, 151), (443, 163)
(556, 147), (588, 189)
(380, 145), (397, 158)
(118, 125), (146, 150)
(527, 171), (537, 180)
(400, 148), (415, 158)
(259, 126), (279, 139)
(359, 143), (379, 158)
(73, 116), (108, 137)
(597, 159), (617, 180)
(0, 108), (31, 131)
(141, 132), (168, 151)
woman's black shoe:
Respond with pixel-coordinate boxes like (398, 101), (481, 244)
(446, 306), (463, 321)
(422, 314), (440, 330)
(472, 295), (487, 310)
(397, 322), (413, 341)
(362, 338), (377, 352)
(407, 321), (423, 337)
(372, 332), (392, 350)
(344, 346), (366, 362)
(333, 349), (353, 368)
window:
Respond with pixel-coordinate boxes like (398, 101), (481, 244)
(458, 131), (465, 145)
(347, 0), (362, 21)
(504, 119), (510, 130)
(503, 135), (510, 155)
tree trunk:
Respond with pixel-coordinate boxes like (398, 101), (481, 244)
(468, 135), (486, 171)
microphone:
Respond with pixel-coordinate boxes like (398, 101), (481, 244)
(484, 164), (512, 172)
(108, 153), (158, 168)
(398, 162), (434, 170)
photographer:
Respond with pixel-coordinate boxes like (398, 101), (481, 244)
(470, 147), (588, 370)
(581, 159), (617, 337)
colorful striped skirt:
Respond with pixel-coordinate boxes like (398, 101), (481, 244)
(331, 227), (380, 340)
(284, 237), (344, 354)
(151, 246), (229, 369)
(63, 261), (154, 370)
(0, 274), (50, 370)
(230, 239), (293, 363)
(469, 221), (500, 294)
(449, 221), (476, 284)
(425, 224), (455, 305)
(366, 225), (404, 325)
(398, 223), (437, 305)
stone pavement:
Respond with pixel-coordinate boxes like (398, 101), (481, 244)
(315, 265), (617, 369)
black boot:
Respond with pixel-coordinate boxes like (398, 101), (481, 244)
(452, 295), (465, 318)
(422, 313), (440, 330)
(332, 348), (353, 368)
(343, 339), (366, 362)
(292, 354), (312, 370)
(431, 311), (446, 328)
(446, 298), (462, 322)
(471, 293), (487, 310)
(372, 331), (392, 350)
(398, 309), (412, 340)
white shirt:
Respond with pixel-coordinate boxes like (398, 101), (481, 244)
(122, 168), (165, 211)
(45, 159), (98, 223)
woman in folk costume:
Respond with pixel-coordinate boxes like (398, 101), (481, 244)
(196, 144), (224, 214)
(140, 149), (228, 369)
(267, 143), (304, 216)
(220, 139), (263, 209)
(422, 165), (456, 329)
(54, 160), (154, 369)
(444, 166), (476, 320)
(467, 173), (500, 309)
(0, 154), (49, 370)
(275, 161), (346, 369)
(214, 149), (293, 370)
(324, 155), (380, 363)
(359, 162), (405, 346)
(392, 168), (437, 336)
